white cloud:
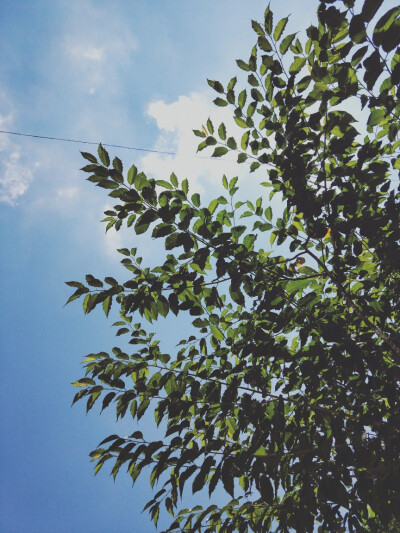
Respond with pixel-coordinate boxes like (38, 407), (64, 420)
(0, 108), (38, 205)
(141, 92), (248, 194)
(0, 0), (138, 212)
(0, 151), (35, 205)
(66, 44), (104, 63)
(140, 92), (267, 200)
(56, 187), (79, 200)
(62, 0), (137, 95)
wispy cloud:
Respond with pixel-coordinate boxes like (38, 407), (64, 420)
(56, 187), (79, 200)
(62, 0), (137, 96)
(0, 107), (38, 205)
(0, 151), (36, 205)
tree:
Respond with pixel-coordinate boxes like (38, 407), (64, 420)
(67, 1), (400, 531)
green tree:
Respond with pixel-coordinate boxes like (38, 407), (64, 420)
(67, 1), (400, 531)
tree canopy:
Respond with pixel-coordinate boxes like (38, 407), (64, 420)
(67, 1), (400, 531)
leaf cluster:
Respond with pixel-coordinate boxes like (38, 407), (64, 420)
(68, 2), (400, 531)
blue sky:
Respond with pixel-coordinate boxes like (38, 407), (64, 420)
(0, 1), (327, 532)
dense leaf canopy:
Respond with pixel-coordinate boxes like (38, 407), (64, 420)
(67, 1), (400, 531)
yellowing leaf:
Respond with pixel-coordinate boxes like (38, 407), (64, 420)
(82, 356), (97, 363)
(295, 257), (305, 267)
(324, 228), (331, 239)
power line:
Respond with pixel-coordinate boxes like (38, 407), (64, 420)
(0, 129), (177, 155)
(0, 129), (234, 163)
(1, 129), (398, 181)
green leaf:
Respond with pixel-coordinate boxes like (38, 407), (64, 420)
(135, 210), (159, 235)
(235, 117), (248, 129)
(65, 286), (89, 305)
(258, 36), (273, 52)
(100, 392), (116, 412)
(87, 389), (102, 412)
(373, 6), (400, 52)
(280, 33), (296, 55)
(96, 180), (118, 190)
(81, 164), (98, 173)
(229, 285), (245, 305)
(238, 90), (247, 108)
(361, 0), (384, 22)
(81, 152), (98, 164)
(252, 19), (265, 36)
(229, 177), (238, 191)
(392, 157), (400, 169)
(105, 276), (118, 286)
(254, 447), (268, 457)
(191, 193), (201, 207)
(241, 131), (249, 150)
(351, 45), (368, 66)
(363, 50), (382, 89)
(227, 77), (237, 91)
(85, 274), (103, 288)
(103, 296), (112, 317)
(236, 59), (251, 72)
(112, 157), (123, 173)
(264, 5), (273, 35)
(65, 281), (84, 289)
(207, 79), (224, 93)
(205, 136), (217, 146)
(193, 129), (206, 138)
(289, 56), (306, 74)
(210, 325), (224, 341)
(218, 123), (227, 141)
(214, 97), (228, 107)
(72, 378), (95, 387)
(212, 146), (229, 158)
(349, 15), (367, 43)
(273, 17), (289, 41)
(182, 178), (189, 195)
(248, 74), (259, 87)
(116, 327), (130, 336)
(367, 108), (385, 127)
(192, 457), (215, 493)
(221, 458), (234, 497)
(155, 180), (173, 190)
(83, 293), (97, 314)
(286, 278), (311, 293)
(170, 172), (178, 187)
(152, 223), (175, 238)
(165, 233), (179, 250)
(134, 172), (147, 190)
(227, 137), (237, 150)
(97, 144), (110, 167)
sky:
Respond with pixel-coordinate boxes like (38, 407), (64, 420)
(0, 1), (337, 532)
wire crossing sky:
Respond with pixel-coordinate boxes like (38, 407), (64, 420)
(0, 129), (246, 163)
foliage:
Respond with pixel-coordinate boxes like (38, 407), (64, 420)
(67, 1), (400, 531)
